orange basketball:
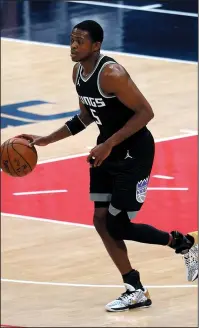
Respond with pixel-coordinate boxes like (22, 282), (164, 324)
(0, 137), (38, 177)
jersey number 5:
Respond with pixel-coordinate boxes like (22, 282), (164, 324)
(90, 108), (102, 125)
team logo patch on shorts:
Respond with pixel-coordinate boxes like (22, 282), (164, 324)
(136, 177), (149, 203)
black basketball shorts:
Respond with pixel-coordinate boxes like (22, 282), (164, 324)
(89, 152), (154, 212)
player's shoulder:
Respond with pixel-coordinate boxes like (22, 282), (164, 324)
(100, 56), (127, 77)
(72, 63), (80, 84)
(100, 60), (128, 81)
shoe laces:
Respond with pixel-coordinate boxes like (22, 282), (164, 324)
(118, 289), (136, 301)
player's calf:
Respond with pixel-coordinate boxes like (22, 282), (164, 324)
(106, 208), (194, 253)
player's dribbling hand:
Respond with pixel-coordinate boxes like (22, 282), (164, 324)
(15, 134), (50, 147)
(87, 142), (112, 167)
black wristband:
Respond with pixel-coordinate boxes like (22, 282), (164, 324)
(65, 115), (86, 135)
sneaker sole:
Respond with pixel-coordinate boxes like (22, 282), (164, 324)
(192, 272), (198, 282)
(187, 271), (198, 282)
(105, 298), (152, 312)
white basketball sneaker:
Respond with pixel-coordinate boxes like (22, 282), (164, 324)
(183, 244), (198, 282)
(105, 283), (152, 312)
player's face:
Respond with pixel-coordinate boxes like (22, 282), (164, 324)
(70, 28), (100, 62)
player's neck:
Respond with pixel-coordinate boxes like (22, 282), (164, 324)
(80, 52), (101, 77)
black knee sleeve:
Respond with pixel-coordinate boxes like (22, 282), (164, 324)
(106, 210), (130, 240)
(106, 210), (170, 245)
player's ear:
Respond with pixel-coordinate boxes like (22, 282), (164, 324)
(93, 41), (101, 52)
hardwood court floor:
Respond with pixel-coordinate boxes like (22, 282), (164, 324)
(1, 39), (198, 327)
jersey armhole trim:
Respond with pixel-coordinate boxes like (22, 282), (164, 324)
(97, 61), (117, 99)
(75, 63), (81, 86)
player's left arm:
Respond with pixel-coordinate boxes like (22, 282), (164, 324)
(100, 63), (154, 147)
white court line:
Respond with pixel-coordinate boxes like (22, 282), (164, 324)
(148, 187), (188, 191)
(13, 190), (67, 196)
(140, 4), (162, 9)
(38, 152), (89, 164)
(1, 134), (196, 226)
(180, 129), (198, 135)
(1, 37), (197, 65)
(1, 278), (197, 289)
(68, 0), (198, 17)
(153, 175), (174, 180)
(37, 132), (198, 165)
(12, 188), (188, 197)
(155, 133), (197, 143)
(1, 212), (94, 229)
(1, 134), (196, 168)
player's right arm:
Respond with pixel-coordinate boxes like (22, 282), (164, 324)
(16, 64), (94, 147)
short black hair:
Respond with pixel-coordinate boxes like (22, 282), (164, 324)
(73, 20), (104, 43)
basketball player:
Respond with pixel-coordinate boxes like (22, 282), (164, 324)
(18, 21), (197, 312)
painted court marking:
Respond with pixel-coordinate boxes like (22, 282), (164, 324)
(153, 175), (174, 180)
(1, 212), (95, 229)
(140, 4), (162, 10)
(180, 129), (198, 135)
(36, 132), (197, 165)
(1, 325), (23, 328)
(148, 187), (188, 191)
(13, 189), (68, 196)
(12, 187), (188, 196)
(0, 133), (197, 170)
(1, 133), (197, 228)
(1, 278), (197, 289)
(68, 1), (198, 17)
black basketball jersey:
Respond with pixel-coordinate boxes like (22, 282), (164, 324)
(75, 54), (152, 160)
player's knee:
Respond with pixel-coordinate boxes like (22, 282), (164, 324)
(93, 208), (108, 235)
(106, 210), (129, 240)
(93, 214), (104, 234)
(106, 214), (119, 239)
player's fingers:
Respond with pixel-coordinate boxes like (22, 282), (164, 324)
(87, 156), (91, 163)
(14, 134), (26, 138)
(94, 157), (101, 167)
(89, 156), (96, 166)
(29, 141), (35, 147)
(31, 137), (45, 147)
(17, 134), (34, 142)
(96, 160), (102, 167)
(87, 152), (96, 163)
(96, 156), (104, 167)
(29, 137), (41, 147)
(18, 134), (31, 138)
(87, 153), (92, 162)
